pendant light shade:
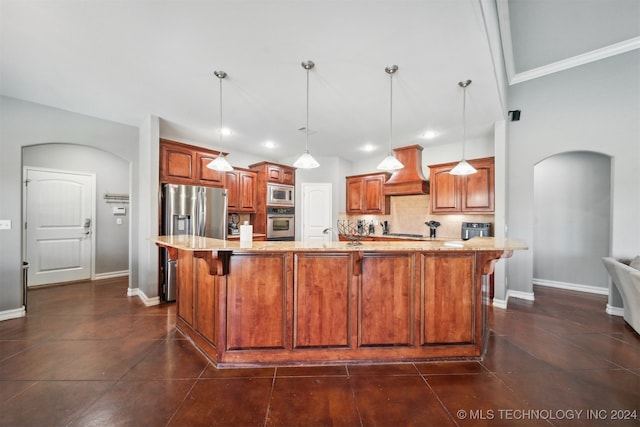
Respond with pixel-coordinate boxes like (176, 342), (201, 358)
(293, 60), (320, 169)
(377, 65), (404, 171)
(450, 80), (476, 176)
(207, 70), (234, 172)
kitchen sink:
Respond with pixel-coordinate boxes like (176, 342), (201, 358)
(384, 233), (425, 238)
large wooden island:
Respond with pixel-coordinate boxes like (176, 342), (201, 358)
(152, 236), (526, 368)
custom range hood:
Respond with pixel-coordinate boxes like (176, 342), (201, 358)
(383, 144), (429, 195)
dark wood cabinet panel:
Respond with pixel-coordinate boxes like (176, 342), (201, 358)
(346, 173), (390, 215)
(346, 178), (364, 212)
(160, 143), (195, 183)
(359, 252), (414, 346)
(429, 157), (494, 213)
(225, 253), (288, 350)
(422, 252), (475, 344)
(293, 253), (351, 348)
(225, 168), (256, 213)
(196, 153), (225, 187)
(263, 163), (295, 185)
(177, 249), (194, 326)
(462, 160), (494, 211)
(160, 139), (225, 187)
(430, 168), (459, 212)
(195, 257), (217, 345)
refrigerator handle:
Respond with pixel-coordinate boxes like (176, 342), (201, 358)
(197, 188), (205, 236)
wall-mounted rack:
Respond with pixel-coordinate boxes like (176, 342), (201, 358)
(104, 193), (129, 204)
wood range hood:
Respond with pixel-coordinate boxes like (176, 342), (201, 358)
(383, 144), (429, 195)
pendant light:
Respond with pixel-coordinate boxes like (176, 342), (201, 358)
(377, 65), (404, 171)
(449, 80), (477, 175)
(293, 60), (320, 169)
(207, 70), (234, 172)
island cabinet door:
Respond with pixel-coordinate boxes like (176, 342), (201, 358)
(176, 249), (195, 327)
(194, 256), (218, 346)
(421, 252), (475, 345)
(293, 252), (352, 348)
(225, 252), (289, 350)
(358, 252), (415, 347)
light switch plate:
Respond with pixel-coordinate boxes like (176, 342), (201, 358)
(0, 219), (11, 230)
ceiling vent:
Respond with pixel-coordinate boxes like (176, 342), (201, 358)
(383, 144), (429, 195)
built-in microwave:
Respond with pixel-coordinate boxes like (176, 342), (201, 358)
(267, 183), (294, 206)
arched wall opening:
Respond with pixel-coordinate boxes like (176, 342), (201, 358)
(533, 151), (611, 294)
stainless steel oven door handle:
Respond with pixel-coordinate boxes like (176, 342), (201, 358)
(268, 216), (294, 219)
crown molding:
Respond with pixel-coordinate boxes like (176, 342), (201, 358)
(497, 0), (640, 85)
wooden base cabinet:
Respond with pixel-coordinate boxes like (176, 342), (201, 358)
(163, 245), (506, 367)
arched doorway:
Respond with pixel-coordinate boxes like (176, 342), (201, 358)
(533, 151), (611, 294)
(23, 143), (130, 291)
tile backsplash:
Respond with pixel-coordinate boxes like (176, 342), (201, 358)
(338, 194), (494, 240)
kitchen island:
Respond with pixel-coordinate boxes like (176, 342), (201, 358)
(152, 236), (526, 368)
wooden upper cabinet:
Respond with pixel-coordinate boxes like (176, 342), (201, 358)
(160, 140), (195, 184)
(225, 168), (256, 213)
(346, 172), (390, 215)
(196, 152), (225, 187)
(429, 157), (494, 214)
(461, 159), (494, 212)
(266, 163), (295, 185)
(160, 139), (225, 187)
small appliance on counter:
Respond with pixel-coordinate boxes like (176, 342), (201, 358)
(228, 213), (240, 236)
(425, 220), (441, 239)
(461, 222), (491, 240)
(381, 221), (389, 235)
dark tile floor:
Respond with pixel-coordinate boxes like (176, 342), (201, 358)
(1, 278), (638, 426)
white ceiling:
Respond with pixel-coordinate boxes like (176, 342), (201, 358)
(1, 0), (637, 163)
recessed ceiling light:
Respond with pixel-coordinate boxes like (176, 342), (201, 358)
(262, 140), (276, 149)
(361, 143), (377, 152)
(219, 127), (232, 136)
(422, 130), (438, 140)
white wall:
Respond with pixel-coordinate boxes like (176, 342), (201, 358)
(0, 96), (139, 314)
(506, 51), (640, 306)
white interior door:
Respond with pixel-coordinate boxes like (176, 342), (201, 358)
(301, 183), (332, 242)
(25, 168), (95, 286)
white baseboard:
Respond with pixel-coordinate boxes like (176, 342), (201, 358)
(94, 270), (129, 280)
(533, 278), (609, 295)
(492, 298), (508, 309)
(606, 304), (624, 317)
(128, 287), (160, 306)
(0, 306), (26, 321)
(491, 289), (535, 310)
(507, 289), (535, 301)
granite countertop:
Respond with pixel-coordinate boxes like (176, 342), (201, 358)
(151, 235), (528, 252)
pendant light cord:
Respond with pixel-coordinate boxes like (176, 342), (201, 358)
(389, 71), (393, 155)
(219, 76), (223, 152)
(461, 84), (466, 159)
(305, 66), (310, 153)
(458, 79), (471, 160)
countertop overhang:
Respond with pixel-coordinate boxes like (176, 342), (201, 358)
(151, 235), (528, 252)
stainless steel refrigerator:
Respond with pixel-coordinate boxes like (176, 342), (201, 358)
(160, 184), (228, 302)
